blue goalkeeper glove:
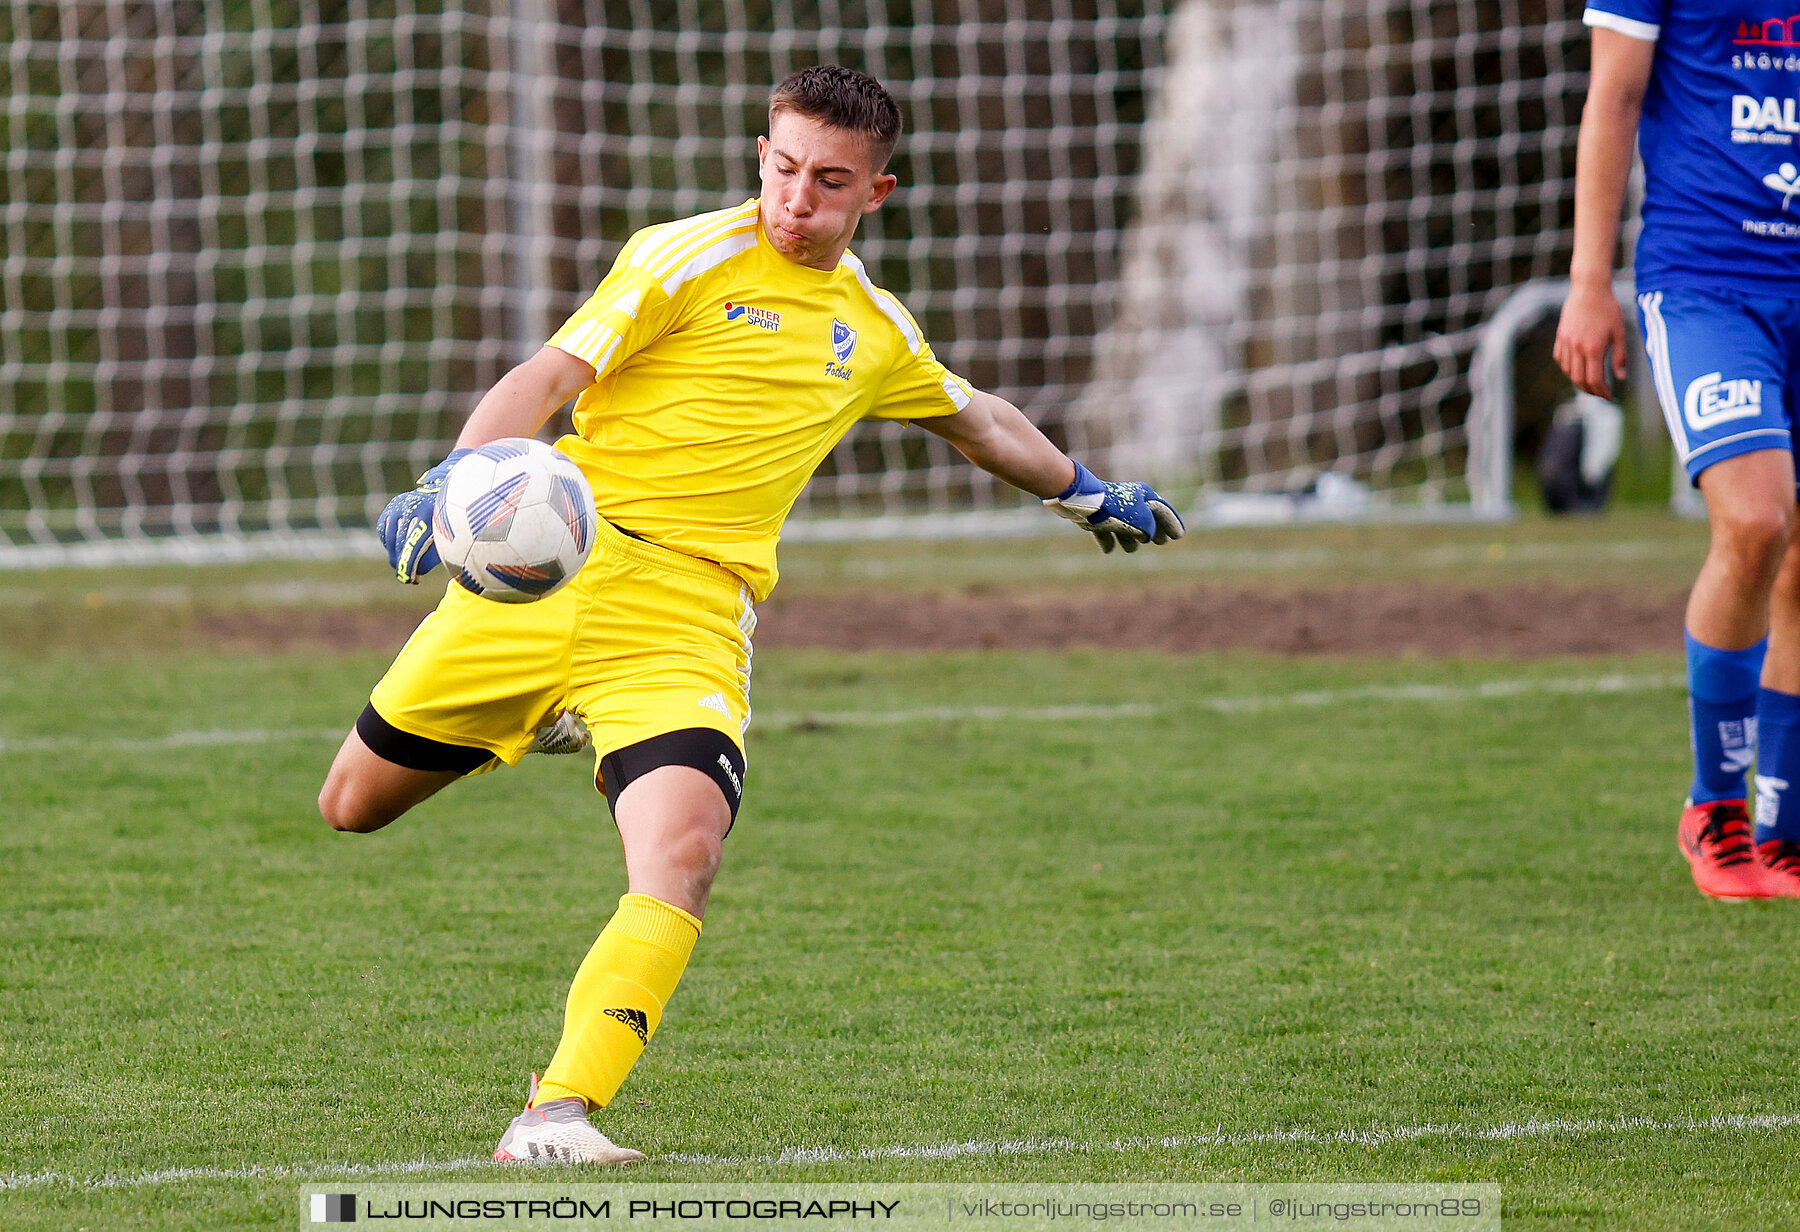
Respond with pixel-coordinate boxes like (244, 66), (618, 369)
(375, 448), (471, 583)
(1043, 460), (1186, 554)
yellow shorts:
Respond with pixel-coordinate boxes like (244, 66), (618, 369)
(369, 516), (755, 776)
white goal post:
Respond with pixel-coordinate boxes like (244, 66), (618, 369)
(1, 2), (1593, 566)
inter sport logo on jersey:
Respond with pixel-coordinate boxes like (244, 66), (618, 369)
(1684, 371), (1763, 431)
(723, 301), (781, 331)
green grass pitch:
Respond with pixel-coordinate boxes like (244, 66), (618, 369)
(3, 517), (1798, 1230)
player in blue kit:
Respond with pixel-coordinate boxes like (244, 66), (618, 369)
(1556, 2), (1800, 898)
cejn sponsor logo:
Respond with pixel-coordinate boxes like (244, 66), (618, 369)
(1732, 94), (1800, 143)
(1684, 371), (1764, 431)
(722, 300), (781, 331)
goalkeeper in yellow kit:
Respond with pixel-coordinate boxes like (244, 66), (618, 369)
(317, 65), (1183, 1164)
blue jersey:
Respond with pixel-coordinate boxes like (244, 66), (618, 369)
(1586, 2), (1800, 293)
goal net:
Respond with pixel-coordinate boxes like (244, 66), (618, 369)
(1, 2), (1590, 564)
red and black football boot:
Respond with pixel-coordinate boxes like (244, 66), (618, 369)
(1756, 837), (1800, 900)
(1678, 800), (1774, 901)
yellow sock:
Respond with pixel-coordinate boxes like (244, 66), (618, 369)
(535, 893), (701, 1109)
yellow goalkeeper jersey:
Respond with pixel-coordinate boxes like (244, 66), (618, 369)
(546, 198), (973, 601)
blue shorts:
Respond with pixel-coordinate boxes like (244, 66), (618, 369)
(1638, 287), (1800, 485)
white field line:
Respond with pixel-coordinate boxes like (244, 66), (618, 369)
(0, 728), (345, 755)
(3, 1112), (1796, 1190)
(0, 674), (1683, 756)
(764, 673), (1683, 728)
(678, 1111), (1800, 1166)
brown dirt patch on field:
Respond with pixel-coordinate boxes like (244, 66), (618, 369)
(195, 583), (1687, 657)
(754, 584), (1685, 657)
(195, 608), (430, 654)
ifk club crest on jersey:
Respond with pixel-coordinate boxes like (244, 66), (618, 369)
(826, 318), (857, 380)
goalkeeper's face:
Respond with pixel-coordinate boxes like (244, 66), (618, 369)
(757, 112), (897, 271)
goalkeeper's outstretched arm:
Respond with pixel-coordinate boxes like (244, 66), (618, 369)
(377, 346), (597, 583)
(922, 389), (1184, 553)
(921, 389), (1077, 497)
(454, 346), (598, 450)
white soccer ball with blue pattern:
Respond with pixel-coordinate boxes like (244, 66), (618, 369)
(433, 438), (596, 603)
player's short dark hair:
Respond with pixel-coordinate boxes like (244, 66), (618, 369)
(768, 65), (902, 171)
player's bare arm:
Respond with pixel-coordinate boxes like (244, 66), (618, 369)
(454, 345), (597, 450)
(371, 346), (598, 587)
(920, 389), (1078, 497)
(324, 347), (603, 830)
(924, 390), (1184, 553)
(1554, 27), (1654, 398)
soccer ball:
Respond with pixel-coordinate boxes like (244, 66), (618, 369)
(433, 438), (597, 603)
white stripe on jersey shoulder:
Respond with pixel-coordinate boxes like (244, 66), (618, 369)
(629, 203), (760, 294)
(588, 330), (625, 374)
(629, 201), (754, 271)
(940, 375), (972, 411)
(557, 319), (624, 372)
(1582, 8), (1658, 41)
(658, 232), (756, 296)
(841, 251), (924, 353)
(560, 318), (608, 359)
(553, 285), (644, 371)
